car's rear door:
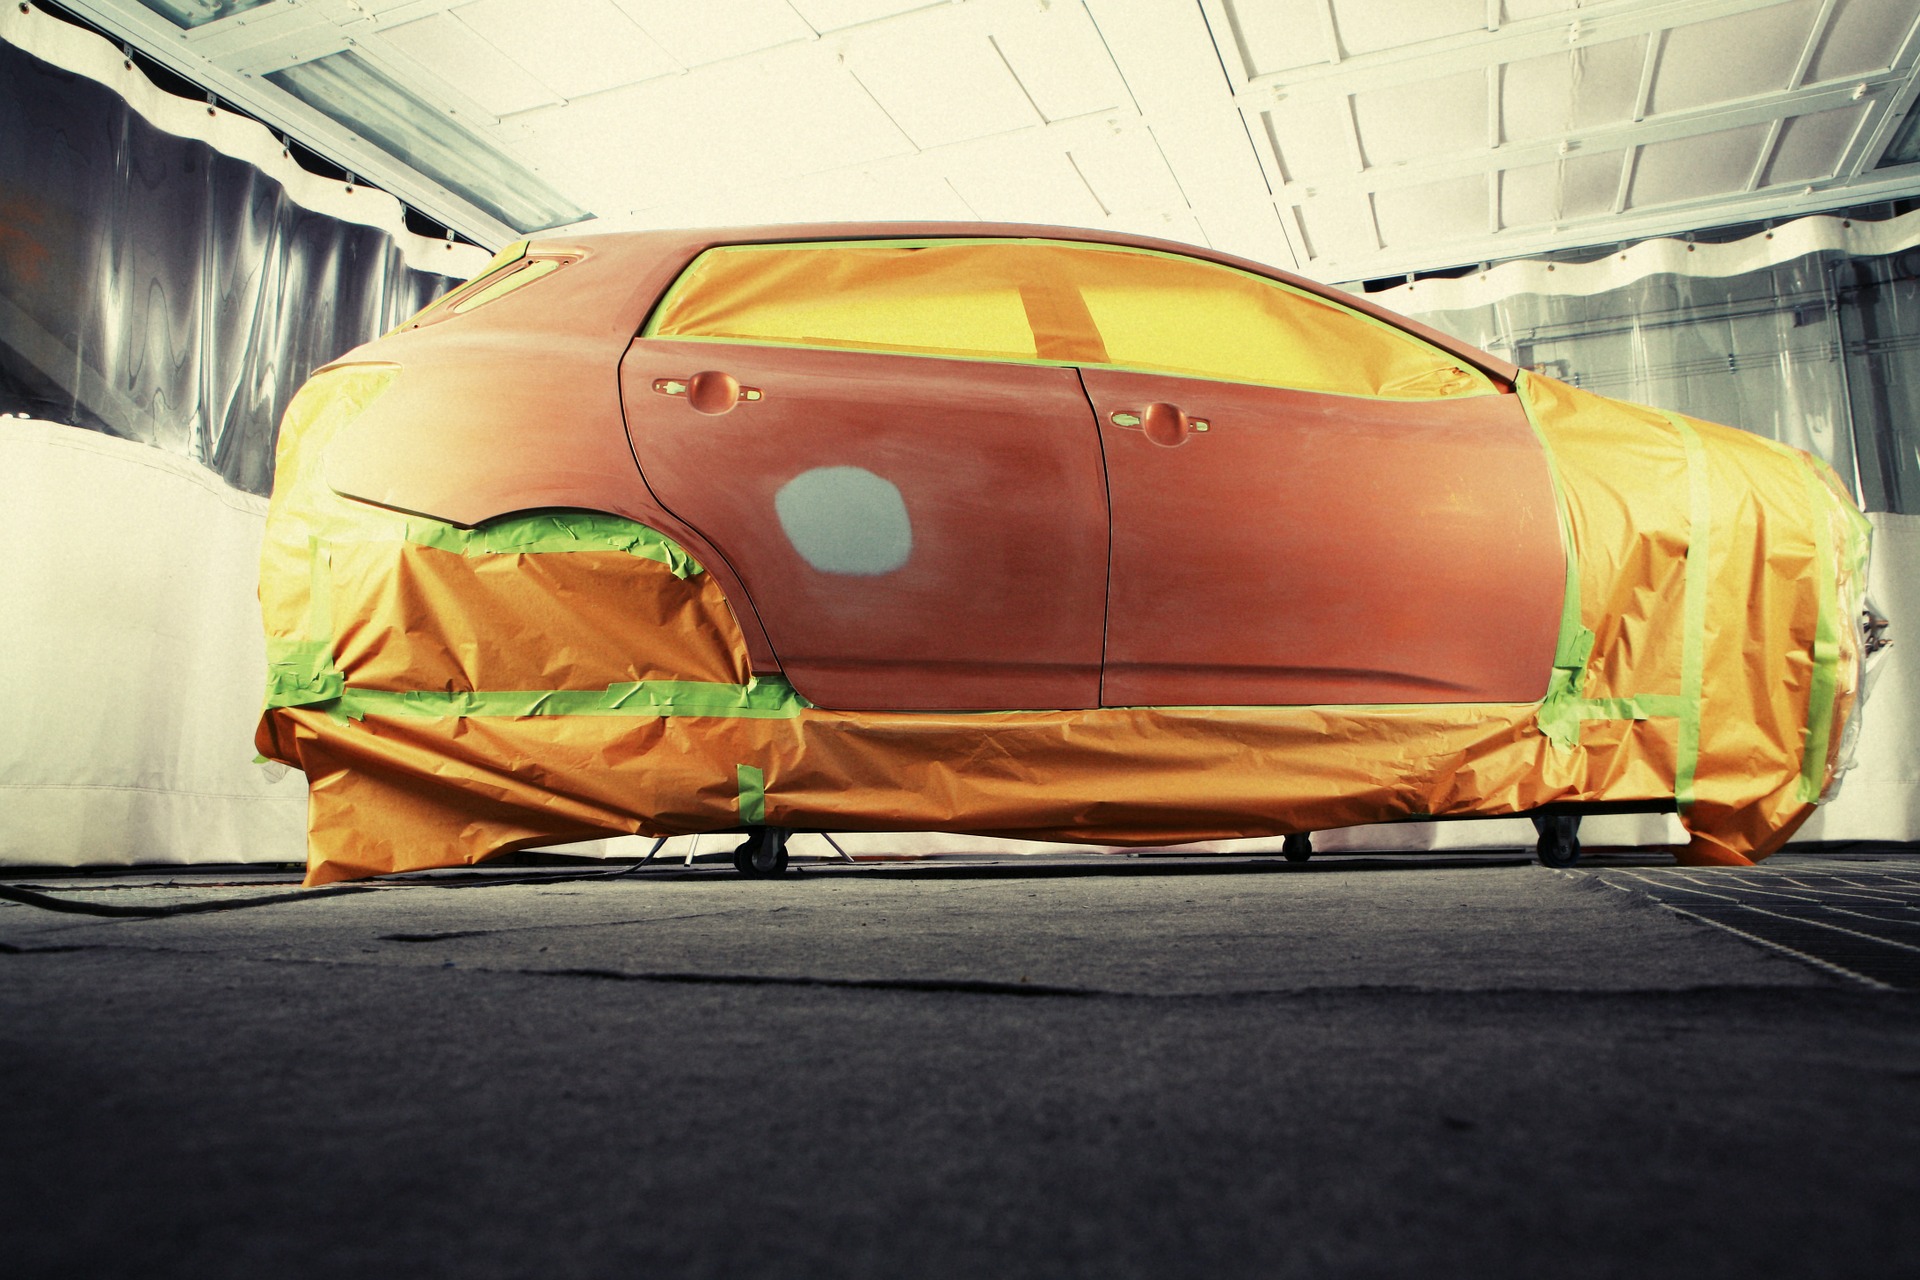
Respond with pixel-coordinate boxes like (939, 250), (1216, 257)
(1056, 246), (1565, 708)
(619, 241), (1110, 712)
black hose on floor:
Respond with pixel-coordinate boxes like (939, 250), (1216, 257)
(0, 882), (385, 918)
(0, 857), (665, 919)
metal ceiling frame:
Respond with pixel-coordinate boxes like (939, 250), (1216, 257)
(1198, 0), (1920, 277)
(29, 0), (1920, 279)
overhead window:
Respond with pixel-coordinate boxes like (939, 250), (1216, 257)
(388, 245), (575, 333)
(450, 257), (567, 314)
(649, 239), (1488, 399)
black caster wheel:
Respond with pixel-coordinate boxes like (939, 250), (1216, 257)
(732, 828), (790, 877)
(1532, 814), (1582, 868)
(1282, 832), (1313, 863)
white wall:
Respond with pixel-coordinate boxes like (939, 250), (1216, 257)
(0, 420), (306, 866)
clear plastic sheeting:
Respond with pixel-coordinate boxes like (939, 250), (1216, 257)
(0, 33), (459, 495)
(1381, 212), (1920, 515)
(1836, 252), (1920, 513)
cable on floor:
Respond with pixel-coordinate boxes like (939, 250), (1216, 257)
(0, 849), (668, 919)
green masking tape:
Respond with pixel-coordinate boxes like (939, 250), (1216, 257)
(1515, 374), (1598, 749)
(737, 764), (767, 825)
(1668, 413), (1711, 812)
(1797, 466), (1842, 801)
(328, 678), (809, 722)
(399, 511), (703, 578)
(1515, 384), (1704, 795)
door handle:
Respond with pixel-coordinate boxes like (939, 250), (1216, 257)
(1110, 403), (1208, 447)
(653, 371), (763, 415)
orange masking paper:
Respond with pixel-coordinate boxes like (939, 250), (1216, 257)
(256, 242), (1872, 887)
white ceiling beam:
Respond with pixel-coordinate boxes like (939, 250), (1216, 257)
(1318, 164), (1920, 280)
(1745, 118), (1786, 192)
(1790, 0), (1839, 91)
(1737, 0), (1830, 193)
(1314, 0), (1342, 66)
(1611, 146), (1639, 214)
(1630, 28), (1661, 123)
(1486, 62), (1502, 149)
(1341, 94), (1366, 172)
(1238, 0), (1801, 104)
(1195, 0), (1254, 88)
(1274, 69), (1912, 200)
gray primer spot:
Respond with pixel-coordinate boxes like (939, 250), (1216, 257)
(774, 466), (913, 576)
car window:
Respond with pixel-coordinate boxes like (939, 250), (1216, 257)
(1057, 245), (1491, 399)
(647, 243), (1044, 362)
(648, 239), (1487, 399)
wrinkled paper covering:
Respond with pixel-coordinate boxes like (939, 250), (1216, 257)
(257, 366), (1871, 885)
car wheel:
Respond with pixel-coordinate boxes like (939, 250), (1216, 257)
(1532, 814), (1582, 868)
(732, 828), (791, 877)
(1282, 832), (1313, 863)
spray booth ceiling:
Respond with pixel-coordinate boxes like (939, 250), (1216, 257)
(49, 0), (1920, 281)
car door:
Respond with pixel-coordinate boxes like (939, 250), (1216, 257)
(1056, 245), (1566, 708)
(619, 241), (1111, 713)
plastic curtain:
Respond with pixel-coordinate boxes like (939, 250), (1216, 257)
(1399, 241), (1920, 515)
(0, 34), (459, 495)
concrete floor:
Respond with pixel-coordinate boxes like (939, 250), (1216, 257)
(3, 851), (1917, 1278)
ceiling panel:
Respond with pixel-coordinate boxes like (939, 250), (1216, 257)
(377, 10), (556, 118)
(1069, 127), (1189, 218)
(1353, 68), (1487, 167)
(945, 148), (1113, 225)
(1294, 190), (1379, 260)
(1765, 103), (1870, 183)
(843, 22), (1039, 149)
(454, 0), (678, 100)
(1631, 123), (1773, 205)
(989, 3), (1129, 123)
(1501, 35), (1647, 142)
(501, 43), (916, 206)
(1373, 172), (1490, 246)
(1331, 0), (1487, 58)
(786, 0), (942, 34)
(1499, 159), (1560, 225)
(1647, 0), (1822, 115)
(1217, 0), (1328, 78)
(1807, 0), (1920, 82)
(1560, 149), (1630, 220)
(1263, 96), (1357, 183)
(610, 0), (814, 68)
(46, 0), (1920, 281)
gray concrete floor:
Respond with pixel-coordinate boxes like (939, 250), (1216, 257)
(4, 851), (1917, 1279)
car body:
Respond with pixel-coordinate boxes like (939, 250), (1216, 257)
(255, 223), (1874, 885)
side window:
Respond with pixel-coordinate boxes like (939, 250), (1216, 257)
(646, 239), (1486, 399)
(647, 243), (1045, 362)
(1059, 246), (1491, 399)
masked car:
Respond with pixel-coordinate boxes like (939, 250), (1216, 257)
(255, 223), (1874, 885)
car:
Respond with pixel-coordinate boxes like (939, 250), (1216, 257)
(254, 222), (1875, 885)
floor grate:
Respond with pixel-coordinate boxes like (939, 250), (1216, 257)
(1595, 863), (1920, 990)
